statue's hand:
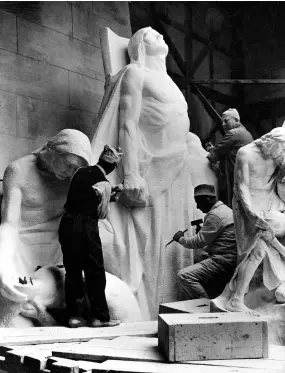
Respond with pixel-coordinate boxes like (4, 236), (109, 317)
(120, 175), (149, 207)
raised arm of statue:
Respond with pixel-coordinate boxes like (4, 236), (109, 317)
(119, 65), (148, 207)
(0, 163), (27, 303)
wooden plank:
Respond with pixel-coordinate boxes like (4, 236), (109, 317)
(158, 313), (268, 362)
(18, 18), (105, 81)
(191, 358), (285, 371)
(0, 322), (157, 346)
(23, 338), (157, 371)
(0, 49), (69, 106)
(48, 357), (79, 373)
(48, 356), (101, 373)
(95, 359), (279, 372)
(159, 299), (210, 314)
(52, 345), (165, 363)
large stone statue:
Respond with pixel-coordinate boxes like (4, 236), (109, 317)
(92, 27), (217, 319)
(212, 126), (285, 316)
(0, 129), (91, 303)
(0, 129), (142, 326)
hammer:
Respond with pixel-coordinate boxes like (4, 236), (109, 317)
(191, 218), (203, 234)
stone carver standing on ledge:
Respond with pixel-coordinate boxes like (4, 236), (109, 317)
(92, 27), (216, 319)
(212, 126), (285, 316)
(173, 184), (237, 300)
(207, 108), (253, 207)
(59, 145), (123, 328)
(0, 129), (91, 305)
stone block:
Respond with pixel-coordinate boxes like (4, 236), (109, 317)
(71, 1), (93, 12)
(0, 1), (72, 36)
(0, 90), (17, 136)
(18, 18), (104, 81)
(159, 299), (210, 314)
(72, 5), (131, 47)
(0, 9), (17, 52)
(0, 49), (69, 106)
(92, 1), (130, 27)
(0, 134), (35, 177)
(158, 312), (268, 362)
(17, 96), (97, 141)
(69, 71), (104, 114)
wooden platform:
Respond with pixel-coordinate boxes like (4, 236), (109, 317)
(0, 322), (284, 373)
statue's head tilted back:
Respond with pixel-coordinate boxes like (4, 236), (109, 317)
(127, 27), (168, 64)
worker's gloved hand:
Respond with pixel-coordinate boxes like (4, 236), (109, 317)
(110, 183), (124, 202)
(173, 230), (185, 242)
(205, 142), (214, 151)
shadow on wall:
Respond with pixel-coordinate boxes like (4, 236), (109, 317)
(0, 2), (41, 21)
(58, 108), (98, 142)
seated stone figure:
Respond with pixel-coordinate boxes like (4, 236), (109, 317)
(212, 125), (285, 316)
(92, 27), (217, 319)
(0, 129), (142, 326)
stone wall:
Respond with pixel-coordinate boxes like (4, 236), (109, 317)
(0, 1), (131, 176)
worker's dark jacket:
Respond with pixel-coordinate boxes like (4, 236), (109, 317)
(59, 165), (110, 321)
(182, 201), (237, 267)
(207, 125), (253, 207)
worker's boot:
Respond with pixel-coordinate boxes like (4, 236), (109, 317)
(69, 316), (87, 328)
(68, 297), (87, 328)
(90, 318), (120, 328)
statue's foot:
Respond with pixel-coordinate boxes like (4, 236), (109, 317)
(225, 297), (260, 317)
(210, 283), (232, 312)
(210, 297), (228, 312)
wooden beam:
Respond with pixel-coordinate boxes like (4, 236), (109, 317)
(244, 97), (285, 119)
(157, 12), (232, 58)
(150, 5), (187, 75)
(191, 84), (223, 122)
(188, 41), (211, 76)
(169, 72), (236, 105)
(187, 79), (285, 84)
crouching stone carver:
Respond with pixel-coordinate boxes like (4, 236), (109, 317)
(173, 184), (237, 300)
(59, 145), (123, 328)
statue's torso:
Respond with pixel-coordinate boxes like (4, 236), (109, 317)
(18, 156), (69, 229)
(139, 70), (189, 151)
(239, 144), (285, 218)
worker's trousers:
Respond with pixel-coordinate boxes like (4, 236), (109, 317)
(59, 213), (110, 321)
(178, 257), (236, 299)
